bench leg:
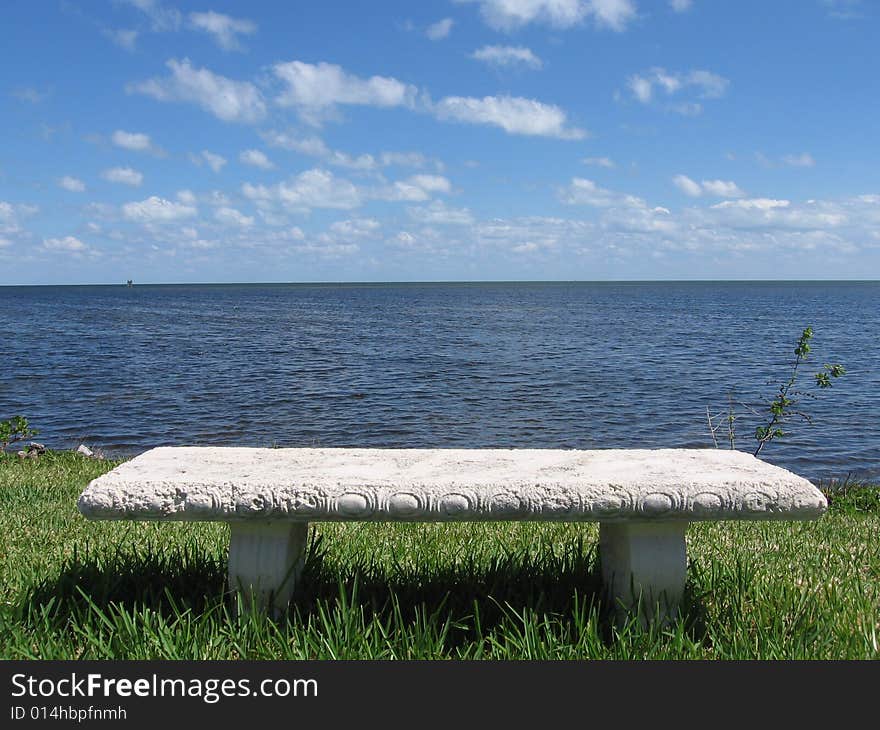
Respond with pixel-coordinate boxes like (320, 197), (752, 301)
(599, 521), (688, 627)
(227, 522), (309, 616)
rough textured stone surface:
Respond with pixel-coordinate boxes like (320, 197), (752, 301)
(78, 447), (827, 523)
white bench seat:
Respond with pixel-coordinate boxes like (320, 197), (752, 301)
(77, 447), (827, 621)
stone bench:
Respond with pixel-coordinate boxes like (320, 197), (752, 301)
(76, 446), (827, 622)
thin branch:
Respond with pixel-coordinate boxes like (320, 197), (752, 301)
(706, 406), (719, 448)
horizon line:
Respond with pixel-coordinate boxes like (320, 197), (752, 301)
(2, 278), (879, 288)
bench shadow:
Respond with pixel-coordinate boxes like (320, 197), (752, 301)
(23, 534), (708, 650)
(22, 542), (229, 617)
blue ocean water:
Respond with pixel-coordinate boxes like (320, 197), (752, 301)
(1, 281), (877, 482)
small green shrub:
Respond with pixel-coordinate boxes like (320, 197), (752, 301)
(0, 416), (38, 454)
(752, 327), (846, 456)
(707, 327), (846, 456)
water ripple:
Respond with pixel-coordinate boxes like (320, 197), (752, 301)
(1, 281), (877, 481)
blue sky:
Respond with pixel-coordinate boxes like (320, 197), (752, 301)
(1, 0), (878, 284)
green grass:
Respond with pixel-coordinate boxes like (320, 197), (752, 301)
(1, 451), (878, 659)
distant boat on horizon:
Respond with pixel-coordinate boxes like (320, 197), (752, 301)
(126, 280), (133, 287)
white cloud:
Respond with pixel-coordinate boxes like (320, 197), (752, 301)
(239, 149), (275, 170)
(328, 218), (381, 238)
(386, 227), (462, 255)
(58, 176), (86, 192)
(262, 130), (429, 171)
(473, 216), (595, 254)
(81, 202), (113, 220)
(43, 235), (88, 252)
(557, 180), (676, 234)
(271, 59), (583, 140)
(432, 95), (586, 139)
(191, 150), (227, 173)
(628, 76), (653, 103)
(476, 196), (875, 262)
(375, 175), (453, 202)
(380, 151), (428, 168)
(686, 70), (728, 97)
(783, 152), (816, 168)
(112, 129), (163, 155)
(129, 58), (266, 123)
(426, 18), (454, 40)
(626, 67), (728, 108)
(643, 195), (868, 254)
(755, 151), (816, 169)
(262, 131), (331, 158)
(177, 190), (197, 205)
(586, 0), (638, 30)
(690, 198), (852, 239)
(561, 178), (646, 208)
(670, 0), (692, 11)
(244, 169), (364, 211)
(274, 221), (373, 257)
(459, 0), (585, 30)
(0, 200), (39, 224)
(241, 169), (454, 214)
(711, 198), (790, 211)
(206, 191), (232, 208)
(215, 207), (254, 227)
(377, 185), (431, 203)
(273, 61), (417, 123)
(112, 130), (149, 151)
(407, 174), (451, 193)
(408, 200), (475, 225)
(188, 238), (217, 250)
(701, 179), (744, 198)
(471, 45), (543, 69)
(582, 156), (615, 168)
(120, 0), (182, 31)
(604, 204), (676, 234)
(241, 183), (273, 203)
(36, 187), (880, 265)
(291, 241), (360, 258)
(123, 196), (198, 222)
(102, 167), (143, 186)
(459, 0), (637, 32)
(673, 175), (744, 197)
(188, 11), (257, 51)
(104, 28), (138, 51)
(673, 174), (702, 196)
(551, 186), (874, 256)
(0, 202), (39, 251)
(253, 210), (290, 226)
(322, 149), (374, 170)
